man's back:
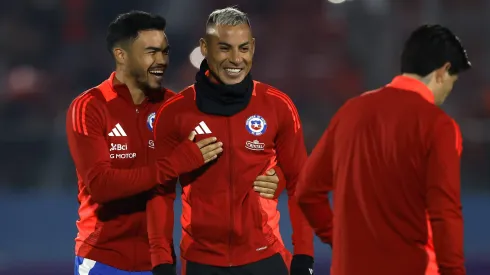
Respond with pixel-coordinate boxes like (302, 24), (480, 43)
(329, 78), (463, 275)
(297, 25), (470, 275)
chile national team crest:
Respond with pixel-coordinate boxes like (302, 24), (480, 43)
(147, 112), (156, 132)
(246, 115), (267, 136)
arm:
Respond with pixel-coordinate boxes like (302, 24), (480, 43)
(296, 125), (334, 245)
(66, 96), (157, 203)
(147, 183), (177, 267)
(272, 94), (314, 257)
(147, 98), (185, 268)
(426, 117), (465, 275)
(254, 162), (286, 199)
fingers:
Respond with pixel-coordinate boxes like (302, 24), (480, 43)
(254, 186), (275, 199)
(200, 142), (223, 155)
(266, 168), (276, 176)
(196, 137), (218, 148)
(254, 181), (277, 190)
(203, 147), (223, 163)
(253, 186), (275, 194)
(258, 193), (274, 199)
(188, 130), (197, 141)
(255, 175), (279, 184)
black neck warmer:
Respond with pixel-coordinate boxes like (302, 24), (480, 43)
(194, 60), (254, 116)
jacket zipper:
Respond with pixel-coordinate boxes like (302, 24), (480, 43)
(134, 107), (148, 270)
(135, 108), (149, 163)
(227, 117), (234, 266)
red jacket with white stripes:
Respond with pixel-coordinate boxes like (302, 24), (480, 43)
(147, 81), (314, 267)
(66, 72), (200, 271)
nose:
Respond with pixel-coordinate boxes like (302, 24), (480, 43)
(229, 49), (242, 65)
(154, 51), (168, 65)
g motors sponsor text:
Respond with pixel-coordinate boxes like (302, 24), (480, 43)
(109, 143), (136, 159)
(110, 152), (137, 159)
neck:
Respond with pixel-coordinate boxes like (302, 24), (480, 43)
(401, 73), (434, 92)
(115, 68), (146, 105)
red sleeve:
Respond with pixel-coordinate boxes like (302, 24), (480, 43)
(271, 91), (314, 256)
(147, 183), (177, 266)
(296, 123), (335, 245)
(147, 95), (197, 267)
(426, 116), (465, 275)
(154, 95), (205, 184)
(66, 94), (156, 203)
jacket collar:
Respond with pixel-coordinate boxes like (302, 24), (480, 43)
(108, 72), (147, 105)
(386, 75), (435, 104)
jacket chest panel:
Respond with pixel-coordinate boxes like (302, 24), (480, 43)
(104, 101), (159, 166)
(181, 110), (275, 147)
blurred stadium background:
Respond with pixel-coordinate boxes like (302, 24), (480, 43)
(0, 0), (489, 274)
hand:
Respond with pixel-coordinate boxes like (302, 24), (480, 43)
(253, 168), (279, 199)
(188, 131), (223, 163)
(290, 255), (314, 275)
(152, 263), (176, 275)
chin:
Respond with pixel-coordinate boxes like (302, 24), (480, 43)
(149, 82), (162, 90)
(221, 75), (246, 85)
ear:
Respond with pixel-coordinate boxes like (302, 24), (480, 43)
(435, 62), (451, 83)
(442, 62), (451, 73)
(199, 38), (207, 57)
(251, 38), (256, 56)
(113, 47), (126, 65)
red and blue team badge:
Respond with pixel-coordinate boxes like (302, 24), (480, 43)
(245, 115), (267, 136)
(147, 112), (156, 132)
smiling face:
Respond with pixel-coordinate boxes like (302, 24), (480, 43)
(115, 29), (170, 92)
(200, 23), (255, 85)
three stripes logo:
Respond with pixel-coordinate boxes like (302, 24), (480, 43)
(193, 121), (212, 135)
(108, 123), (127, 137)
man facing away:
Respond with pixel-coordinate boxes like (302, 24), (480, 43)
(296, 24), (471, 275)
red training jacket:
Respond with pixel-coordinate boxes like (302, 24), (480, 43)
(297, 75), (465, 275)
(147, 81), (314, 268)
(66, 72), (186, 271)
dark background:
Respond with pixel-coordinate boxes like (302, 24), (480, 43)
(0, 0), (489, 274)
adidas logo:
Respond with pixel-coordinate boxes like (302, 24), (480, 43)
(309, 268), (313, 274)
(193, 121), (212, 135)
(108, 123), (127, 137)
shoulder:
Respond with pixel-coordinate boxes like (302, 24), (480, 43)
(155, 85), (195, 120)
(166, 85), (195, 107)
(433, 111), (459, 133)
(254, 81), (301, 131)
(68, 86), (107, 115)
(254, 81), (298, 110)
(66, 86), (109, 136)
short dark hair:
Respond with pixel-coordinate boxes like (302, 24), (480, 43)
(106, 10), (166, 55)
(401, 24), (471, 76)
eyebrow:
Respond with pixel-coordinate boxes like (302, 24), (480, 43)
(145, 45), (171, 52)
(217, 42), (250, 47)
